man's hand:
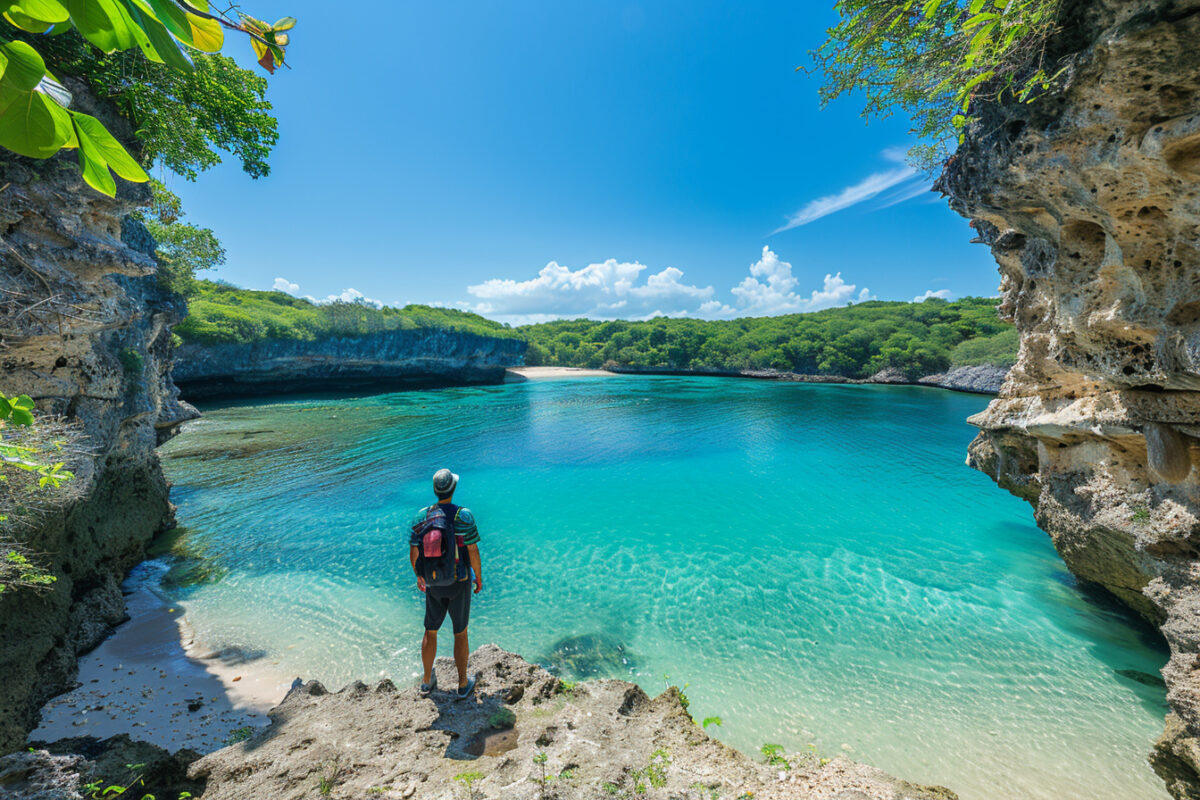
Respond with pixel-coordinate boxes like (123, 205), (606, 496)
(417, 575), (426, 593)
(473, 575), (482, 594)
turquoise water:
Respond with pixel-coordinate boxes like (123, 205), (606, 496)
(159, 376), (1169, 800)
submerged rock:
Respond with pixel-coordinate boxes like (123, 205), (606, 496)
(545, 632), (638, 679)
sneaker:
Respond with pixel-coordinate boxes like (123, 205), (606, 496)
(454, 675), (477, 701)
(420, 671), (438, 696)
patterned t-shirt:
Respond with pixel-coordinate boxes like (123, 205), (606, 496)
(409, 503), (480, 581)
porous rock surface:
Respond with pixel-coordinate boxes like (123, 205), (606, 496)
(188, 645), (954, 800)
(173, 330), (527, 400)
(936, 0), (1200, 796)
(0, 94), (197, 754)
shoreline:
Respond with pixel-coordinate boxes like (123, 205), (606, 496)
(513, 363), (1008, 395)
(30, 562), (291, 753)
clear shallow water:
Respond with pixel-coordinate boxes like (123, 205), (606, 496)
(160, 377), (1170, 800)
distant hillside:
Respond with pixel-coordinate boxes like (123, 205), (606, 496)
(519, 297), (1016, 379)
(175, 281), (518, 345)
(176, 284), (1014, 381)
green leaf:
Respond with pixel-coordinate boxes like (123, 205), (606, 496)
(1, 0), (68, 23)
(72, 112), (149, 182)
(11, 395), (35, 410)
(146, 0), (193, 43)
(3, 9), (55, 32)
(272, 15), (295, 30)
(0, 83), (73, 158)
(66, 0), (139, 52)
(124, 0), (193, 71)
(0, 396), (12, 418)
(0, 41), (46, 91)
(10, 408), (34, 426)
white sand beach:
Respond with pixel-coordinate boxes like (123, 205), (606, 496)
(31, 563), (291, 753)
(505, 366), (614, 381)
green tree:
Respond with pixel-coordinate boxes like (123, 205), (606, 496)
(0, 0), (293, 194)
(133, 180), (225, 295)
(810, 0), (1063, 165)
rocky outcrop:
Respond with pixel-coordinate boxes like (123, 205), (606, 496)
(936, 1), (1200, 796)
(1, 647), (957, 799)
(606, 364), (1009, 394)
(917, 365), (1009, 394)
(0, 110), (196, 752)
(184, 645), (954, 800)
(173, 330), (527, 400)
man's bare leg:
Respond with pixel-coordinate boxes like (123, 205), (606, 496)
(422, 629), (437, 684)
(454, 629), (469, 688)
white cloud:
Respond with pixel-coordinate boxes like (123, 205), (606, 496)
(730, 246), (872, 316)
(462, 248), (879, 322)
(273, 277), (300, 294)
(324, 287), (383, 308)
(466, 258), (715, 323)
(876, 180), (932, 209)
(773, 147), (920, 233)
(912, 289), (953, 303)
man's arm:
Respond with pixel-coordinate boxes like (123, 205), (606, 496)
(410, 545), (425, 592)
(467, 543), (482, 593)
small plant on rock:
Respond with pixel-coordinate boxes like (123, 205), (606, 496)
(489, 708), (516, 729)
(317, 756), (343, 796)
(533, 751), (550, 798)
(1132, 506), (1151, 524)
(453, 771), (484, 800)
(760, 743), (790, 770)
(701, 716), (722, 730)
(224, 725), (254, 745)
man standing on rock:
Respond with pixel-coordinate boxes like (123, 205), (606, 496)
(409, 468), (482, 700)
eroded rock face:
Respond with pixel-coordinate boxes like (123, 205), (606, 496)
(937, 1), (1200, 796)
(188, 645), (955, 800)
(173, 329), (527, 400)
(0, 136), (197, 752)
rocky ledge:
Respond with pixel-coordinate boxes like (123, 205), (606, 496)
(3, 646), (956, 800)
(173, 331), (527, 400)
(605, 364), (1008, 394)
(937, 0), (1200, 796)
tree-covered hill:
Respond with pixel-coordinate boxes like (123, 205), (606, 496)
(177, 284), (1014, 380)
(175, 281), (519, 344)
(521, 297), (1014, 379)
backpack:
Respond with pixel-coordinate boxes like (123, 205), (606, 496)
(413, 504), (459, 588)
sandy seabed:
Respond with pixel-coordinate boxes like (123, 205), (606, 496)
(31, 563), (291, 752)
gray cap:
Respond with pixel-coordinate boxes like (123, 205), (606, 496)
(433, 468), (459, 495)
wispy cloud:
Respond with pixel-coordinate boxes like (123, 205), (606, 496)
(273, 277), (300, 293)
(876, 180), (932, 209)
(772, 148), (918, 233)
(271, 277), (383, 308)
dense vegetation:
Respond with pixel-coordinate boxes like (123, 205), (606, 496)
(521, 297), (1013, 378)
(175, 280), (518, 344)
(0, 0), (290, 193)
(813, 0), (1062, 165)
(177, 284), (1014, 378)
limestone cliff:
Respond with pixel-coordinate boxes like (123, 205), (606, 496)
(0, 133), (197, 751)
(173, 330), (527, 400)
(936, 0), (1200, 795)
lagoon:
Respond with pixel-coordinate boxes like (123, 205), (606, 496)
(159, 375), (1169, 800)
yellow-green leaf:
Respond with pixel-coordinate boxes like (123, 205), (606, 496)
(66, 0), (139, 52)
(72, 115), (117, 195)
(72, 112), (148, 183)
(0, 83), (73, 158)
(0, 40), (46, 91)
(1, 0), (68, 23)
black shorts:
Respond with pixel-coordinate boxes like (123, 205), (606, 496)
(424, 580), (471, 634)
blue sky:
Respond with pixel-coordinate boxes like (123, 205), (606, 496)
(169, 0), (999, 324)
